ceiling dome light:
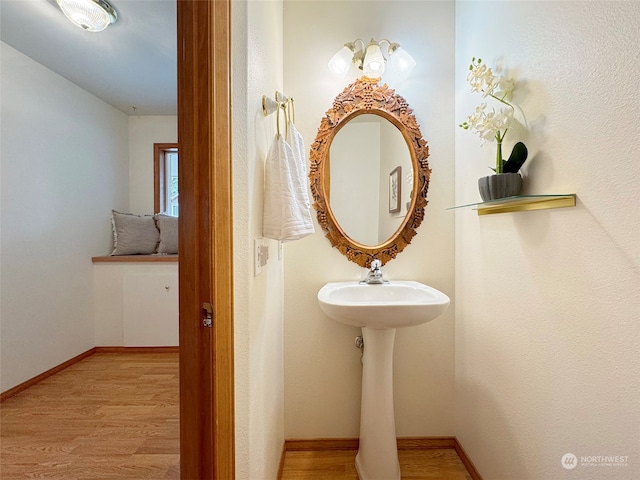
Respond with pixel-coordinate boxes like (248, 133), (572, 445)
(56, 0), (117, 32)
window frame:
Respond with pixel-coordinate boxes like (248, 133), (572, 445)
(154, 143), (179, 215)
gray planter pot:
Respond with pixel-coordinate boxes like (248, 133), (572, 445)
(478, 173), (522, 202)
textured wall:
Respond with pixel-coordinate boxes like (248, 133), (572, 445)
(0, 42), (129, 392)
(283, 1), (456, 438)
(128, 116), (177, 215)
(454, 2), (640, 479)
(232, 1), (285, 478)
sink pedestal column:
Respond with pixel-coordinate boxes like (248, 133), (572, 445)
(355, 326), (400, 480)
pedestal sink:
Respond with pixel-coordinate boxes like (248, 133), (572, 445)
(317, 281), (450, 480)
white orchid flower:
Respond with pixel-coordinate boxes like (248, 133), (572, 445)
(459, 57), (527, 174)
(495, 76), (515, 100)
(461, 58), (519, 145)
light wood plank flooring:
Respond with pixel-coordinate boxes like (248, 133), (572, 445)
(280, 448), (473, 480)
(2, 352), (473, 480)
(0, 352), (179, 479)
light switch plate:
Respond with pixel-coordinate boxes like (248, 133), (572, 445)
(254, 238), (263, 276)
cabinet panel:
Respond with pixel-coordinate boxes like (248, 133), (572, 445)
(122, 274), (178, 346)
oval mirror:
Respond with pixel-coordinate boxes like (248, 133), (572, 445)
(309, 78), (431, 268)
(329, 113), (413, 246)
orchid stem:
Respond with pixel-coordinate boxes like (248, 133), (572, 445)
(487, 93), (514, 110)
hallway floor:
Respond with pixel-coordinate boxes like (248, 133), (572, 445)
(0, 352), (179, 479)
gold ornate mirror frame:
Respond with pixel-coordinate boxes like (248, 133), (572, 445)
(309, 77), (431, 268)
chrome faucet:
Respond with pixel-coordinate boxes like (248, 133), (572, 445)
(361, 259), (387, 284)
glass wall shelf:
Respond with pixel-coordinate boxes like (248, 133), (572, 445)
(448, 194), (576, 216)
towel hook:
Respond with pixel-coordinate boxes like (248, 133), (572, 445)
(288, 97), (296, 125)
(262, 95), (279, 116)
(276, 91), (290, 138)
(262, 91), (287, 116)
(275, 91), (285, 137)
(263, 91), (292, 137)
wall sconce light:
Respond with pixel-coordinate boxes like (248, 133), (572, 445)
(328, 38), (416, 79)
(55, 0), (118, 32)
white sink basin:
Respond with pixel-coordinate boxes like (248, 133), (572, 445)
(317, 280), (450, 329)
(317, 280), (451, 478)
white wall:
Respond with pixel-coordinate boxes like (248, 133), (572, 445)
(454, 2), (640, 479)
(283, 1), (456, 438)
(0, 42), (129, 392)
(128, 116), (177, 215)
(232, 1), (285, 478)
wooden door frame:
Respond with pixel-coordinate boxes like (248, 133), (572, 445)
(177, 0), (234, 478)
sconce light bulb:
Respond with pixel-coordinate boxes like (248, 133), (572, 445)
(362, 41), (386, 78)
(328, 44), (355, 78)
(389, 46), (416, 76)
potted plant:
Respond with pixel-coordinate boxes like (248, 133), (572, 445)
(459, 57), (528, 201)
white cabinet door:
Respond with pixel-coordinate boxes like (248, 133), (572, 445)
(122, 274), (178, 346)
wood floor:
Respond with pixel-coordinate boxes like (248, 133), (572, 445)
(2, 352), (473, 480)
(0, 352), (179, 479)
(280, 448), (473, 480)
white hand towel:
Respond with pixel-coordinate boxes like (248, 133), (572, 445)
(287, 121), (314, 212)
(263, 131), (315, 242)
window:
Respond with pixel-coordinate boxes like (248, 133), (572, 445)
(154, 143), (179, 216)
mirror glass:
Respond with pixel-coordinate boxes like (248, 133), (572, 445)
(309, 78), (431, 268)
(329, 114), (413, 246)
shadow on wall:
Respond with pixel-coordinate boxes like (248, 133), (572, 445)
(456, 380), (527, 480)
(519, 151), (554, 197)
(515, 197), (639, 274)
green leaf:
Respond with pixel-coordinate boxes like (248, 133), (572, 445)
(503, 142), (528, 173)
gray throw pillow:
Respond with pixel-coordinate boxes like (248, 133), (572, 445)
(155, 214), (178, 254)
(110, 210), (159, 255)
